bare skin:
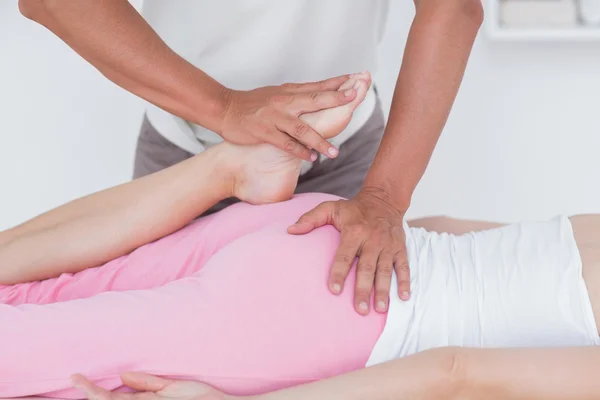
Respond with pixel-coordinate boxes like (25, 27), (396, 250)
(71, 216), (600, 400)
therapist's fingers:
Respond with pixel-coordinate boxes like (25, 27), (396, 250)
(328, 231), (362, 296)
(291, 89), (355, 116)
(71, 374), (117, 400)
(120, 372), (174, 392)
(394, 245), (411, 301)
(265, 128), (316, 161)
(283, 74), (351, 93)
(354, 246), (379, 315)
(374, 250), (394, 313)
(277, 116), (337, 158)
(288, 201), (336, 235)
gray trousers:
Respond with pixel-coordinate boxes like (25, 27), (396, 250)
(133, 99), (386, 215)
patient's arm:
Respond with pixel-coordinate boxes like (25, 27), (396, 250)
(259, 346), (600, 400)
(408, 215), (505, 235)
(0, 146), (235, 285)
(72, 346), (600, 400)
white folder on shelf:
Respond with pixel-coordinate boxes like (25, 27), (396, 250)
(500, 0), (578, 27)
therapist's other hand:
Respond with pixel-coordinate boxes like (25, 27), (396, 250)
(72, 372), (226, 400)
(288, 187), (410, 315)
(220, 75), (355, 162)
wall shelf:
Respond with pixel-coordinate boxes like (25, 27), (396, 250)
(487, 0), (600, 41)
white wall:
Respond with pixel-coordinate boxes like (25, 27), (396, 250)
(1, 1), (600, 231)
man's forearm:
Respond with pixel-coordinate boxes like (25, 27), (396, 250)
(0, 147), (234, 285)
(364, 0), (483, 209)
(19, 0), (227, 132)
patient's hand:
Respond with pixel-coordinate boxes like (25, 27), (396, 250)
(72, 373), (231, 400)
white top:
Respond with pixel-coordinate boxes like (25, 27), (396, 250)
(140, 0), (388, 172)
(367, 217), (600, 366)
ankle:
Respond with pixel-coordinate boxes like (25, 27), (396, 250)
(205, 143), (241, 199)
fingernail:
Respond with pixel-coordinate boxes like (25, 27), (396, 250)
(401, 291), (410, 300)
(344, 89), (355, 97)
(358, 302), (368, 312)
(310, 152), (318, 162)
(328, 147), (338, 157)
(331, 283), (341, 294)
(376, 300), (387, 312)
(353, 80), (361, 90)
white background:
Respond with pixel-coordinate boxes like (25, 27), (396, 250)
(1, 1), (599, 230)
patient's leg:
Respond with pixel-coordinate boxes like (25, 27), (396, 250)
(0, 196), (384, 399)
(0, 194), (343, 305)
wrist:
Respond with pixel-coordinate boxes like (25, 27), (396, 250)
(360, 185), (411, 213)
(182, 71), (232, 135)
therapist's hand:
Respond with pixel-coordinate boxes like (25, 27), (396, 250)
(288, 187), (410, 315)
(71, 372), (223, 400)
(220, 75), (355, 162)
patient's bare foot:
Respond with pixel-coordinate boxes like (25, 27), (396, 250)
(301, 71), (372, 140)
(223, 72), (372, 204)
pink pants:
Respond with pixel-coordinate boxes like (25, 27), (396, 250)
(0, 193), (386, 398)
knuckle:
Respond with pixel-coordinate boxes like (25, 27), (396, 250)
(394, 247), (408, 258)
(376, 262), (394, 275)
(347, 225), (365, 237)
(375, 289), (390, 299)
(293, 123), (310, 138)
(396, 263), (410, 273)
(355, 288), (372, 298)
(358, 263), (376, 274)
(334, 253), (355, 265)
(300, 148), (312, 159)
(270, 94), (289, 105)
(309, 92), (320, 101)
(284, 139), (297, 151)
(330, 271), (347, 282)
(281, 82), (296, 91)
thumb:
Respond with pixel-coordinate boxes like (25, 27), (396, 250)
(120, 372), (174, 392)
(288, 201), (336, 235)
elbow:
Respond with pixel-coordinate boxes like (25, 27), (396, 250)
(18, 0), (64, 23)
(456, 0), (484, 28)
(456, 0), (484, 29)
(429, 347), (470, 400)
(416, 0), (484, 30)
(18, 0), (43, 21)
